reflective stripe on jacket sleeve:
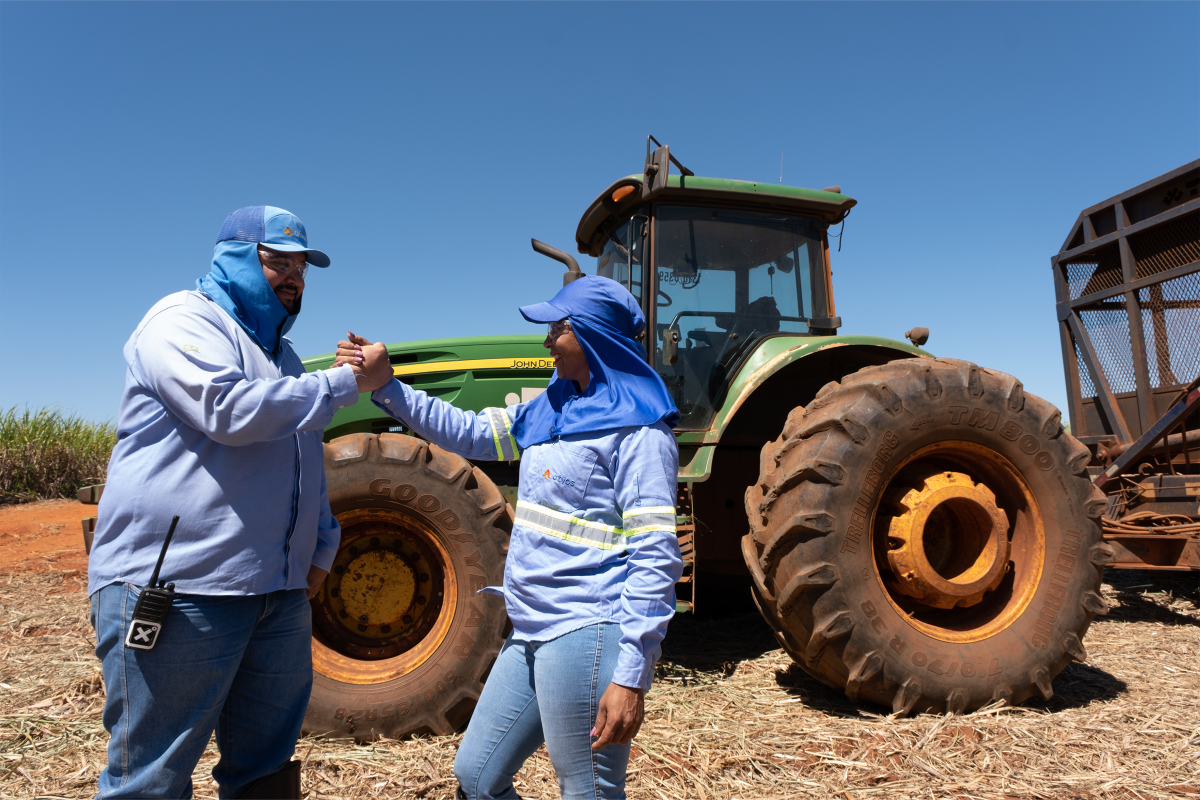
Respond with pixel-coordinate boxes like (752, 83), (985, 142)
(370, 381), (524, 463)
(621, 506), (677, 536)
(485, 407), (520, 462)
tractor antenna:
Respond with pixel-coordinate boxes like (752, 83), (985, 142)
(779, 151), (784, 184)
(647, 135), (694, 177)
(832, 208), (851, 252)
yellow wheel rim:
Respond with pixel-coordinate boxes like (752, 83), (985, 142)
(310, 507), (458, 684)
(872, 441), (1045, 644)
(886, 471), (1012, 609)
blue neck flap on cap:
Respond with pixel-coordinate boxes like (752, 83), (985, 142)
(197, 240), (297, 356)
(509, 276), (679, 448)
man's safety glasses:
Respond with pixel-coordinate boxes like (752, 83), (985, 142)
(258, 249), (309, 280)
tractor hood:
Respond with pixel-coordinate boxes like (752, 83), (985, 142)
(304, 334), (556, 442)
(576, 174), (857, 257)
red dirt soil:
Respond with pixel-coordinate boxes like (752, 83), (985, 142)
(0, 499), (93, 575)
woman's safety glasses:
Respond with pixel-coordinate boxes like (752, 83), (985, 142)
(546, 320), (572, 340)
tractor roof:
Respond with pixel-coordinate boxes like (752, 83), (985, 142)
(576, 174), (857, 257)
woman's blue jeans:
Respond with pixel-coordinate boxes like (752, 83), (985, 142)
(89, 582), (314, 799)
(454, 622), (631, 800)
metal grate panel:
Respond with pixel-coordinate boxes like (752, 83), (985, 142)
(1139, 271), (1200, 388)
(1074, 341), (1096, 399)
(1130, 210), (1200, 281)
(1065, 261), (1098, 301)
(1064, 242), (1123, 300)
(1078, 304), (1137, 393)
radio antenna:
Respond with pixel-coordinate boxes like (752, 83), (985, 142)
(647, 134), (694, 177)
(779, 151), (784, 184)
(147, 515), (180, 588)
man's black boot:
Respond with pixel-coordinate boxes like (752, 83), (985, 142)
(235, 760), (302, 799)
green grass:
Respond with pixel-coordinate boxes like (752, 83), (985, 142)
(0, 407), (116, 504)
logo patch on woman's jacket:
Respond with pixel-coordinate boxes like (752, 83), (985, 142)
(540, 468), (576, 487)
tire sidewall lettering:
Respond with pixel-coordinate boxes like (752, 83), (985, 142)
(862, 591), (1005, 680)
(360, 481), (466, 534)
(320, 665), (467, 729)
(945, 406), (1058, 473)
(840, 429), (900, 555)
(365, 479), (421, 504)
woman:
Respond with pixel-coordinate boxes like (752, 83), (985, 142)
(337, 275), (681, 800)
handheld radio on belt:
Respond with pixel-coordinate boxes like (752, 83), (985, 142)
(124, 514), (180, 651)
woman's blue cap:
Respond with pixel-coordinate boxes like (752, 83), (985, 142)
(509, 274), (673, 447)
(215, 206), (331, 268)
(519, 275), (646, 339)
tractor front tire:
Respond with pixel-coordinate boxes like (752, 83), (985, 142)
(304, 433), (510, 739)
(743, 358), (1112, 714)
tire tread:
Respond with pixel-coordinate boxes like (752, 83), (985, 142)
(743, 357), (1105, 716)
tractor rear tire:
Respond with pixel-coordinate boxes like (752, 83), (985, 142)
(304, 433), (511, 740)
(743, 358), (1112, 715)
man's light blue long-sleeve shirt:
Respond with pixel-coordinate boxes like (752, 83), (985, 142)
(372, 377), (682, 690)
(87, 290), (361, 597)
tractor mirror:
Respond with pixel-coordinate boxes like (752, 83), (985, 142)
(643, 144), (670, 200)
(905, 327), (930, 346)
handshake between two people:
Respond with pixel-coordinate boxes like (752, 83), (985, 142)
(333, 332), (394, 393)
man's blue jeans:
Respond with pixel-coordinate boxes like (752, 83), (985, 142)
(90, 582), (314, 799)
(454, 622), (632, 800)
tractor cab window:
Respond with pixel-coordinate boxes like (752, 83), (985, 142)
(595, 217), (644, 302)
(654, 205), (820, 429)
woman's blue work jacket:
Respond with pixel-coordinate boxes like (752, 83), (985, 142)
(372, 378), (682, 690)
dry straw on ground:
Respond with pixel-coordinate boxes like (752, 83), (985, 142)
(3, 567), (1200, 799)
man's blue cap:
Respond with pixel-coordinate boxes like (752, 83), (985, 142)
(215, 206), (331, 268)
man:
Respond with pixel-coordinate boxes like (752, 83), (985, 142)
(87, 207), (365, 799)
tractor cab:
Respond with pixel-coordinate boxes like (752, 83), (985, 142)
(572, 139), (855, 429)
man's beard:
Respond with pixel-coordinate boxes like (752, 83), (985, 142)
(278, 291), (302, 316)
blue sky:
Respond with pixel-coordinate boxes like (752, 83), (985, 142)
(1, 2), (1196, 423)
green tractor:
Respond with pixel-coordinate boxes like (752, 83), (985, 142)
(300, 139), (1105, 738)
